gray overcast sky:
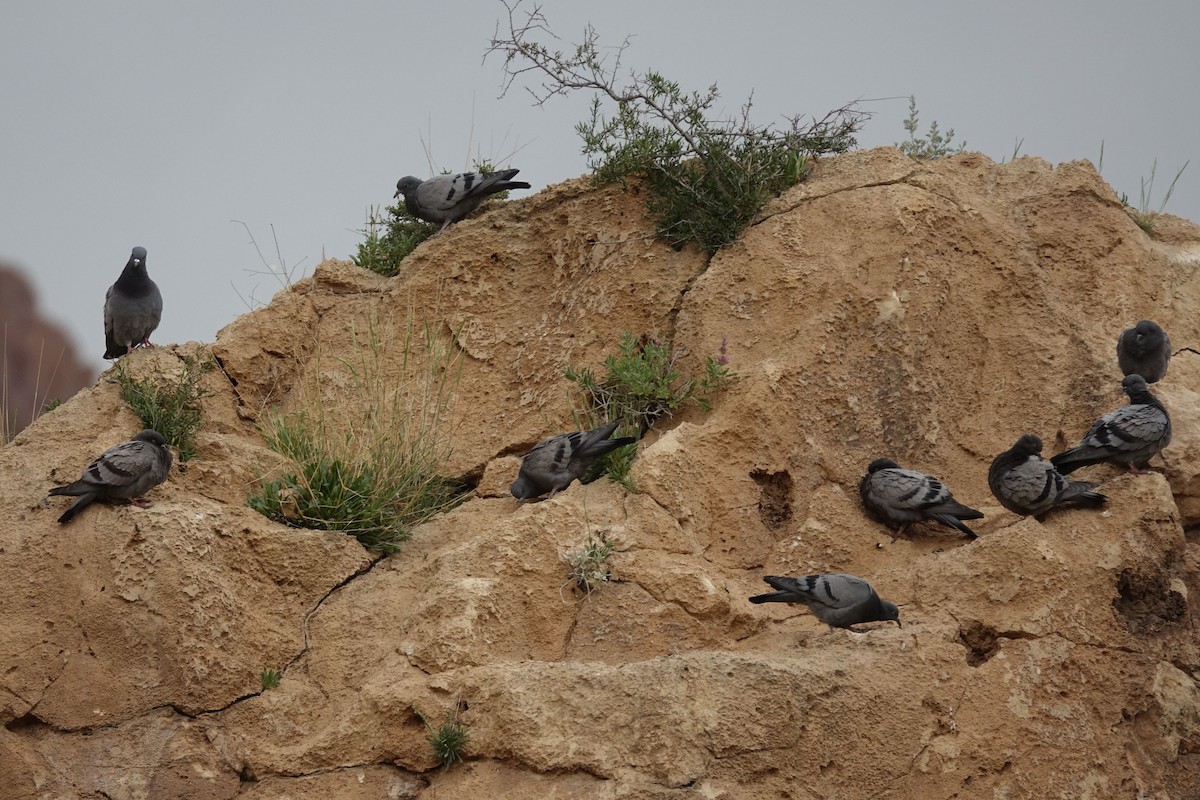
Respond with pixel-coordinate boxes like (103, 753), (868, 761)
(3, 1), (1198, 372)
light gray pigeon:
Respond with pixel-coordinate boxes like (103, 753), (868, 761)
(510, 420), (638, 501)
(749, 573), (901, 633)
(858, 458), (983, 539)
(1117, 320), (1171, 383)
(48, 429), (173, 523)
(103, 246), (162, 359)
(394, 169), (531, 233)
(988, 433), (1106, 517)
(1051, 374), (1171, 475)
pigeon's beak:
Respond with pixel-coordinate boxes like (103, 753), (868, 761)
(393, 189), (401, 199)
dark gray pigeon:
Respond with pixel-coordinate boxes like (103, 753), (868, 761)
(858, 458), (983, 539)
(510, 420), (638, 501)
(1117, 320), (1171, 383)
(989, 433), (1106, 517)
(48, 429), (173, 523)
(394, 169), (531, 233)
(749, 573), (901, 633)
(1051, 374), (1171, 475)
(103, 246), (162, 359)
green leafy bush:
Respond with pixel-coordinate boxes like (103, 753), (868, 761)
(490, 3), (867, 253)
(113, 353), (211, 461)
(260, 668), (281, 690)
(427, 716), (470, 768)
(352, 204), (437, 277)
(562, 532), (614, 597)
(896, 95), (966, 160)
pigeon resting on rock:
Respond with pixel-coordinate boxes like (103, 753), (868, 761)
(858, 458), (983, 539)
(1117, 320), (1171, 383)
(988, 433), (1106, 517)
(394, 169), (531, 233)
(103, 246), (162, 359)
(1050, 374), (1171, 475)
(48, 429), (173, 523)
(749, 573), (901, 633)
(510, 420), (638, 501)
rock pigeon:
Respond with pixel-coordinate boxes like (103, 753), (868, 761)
(988, 433), (1106, 517)
(858, 458), (983, 539)
(1051, 374), (1171, 475)
(103, 246), (162, 359)
(510, 420), (638, 501)
(1117, 320), (1171, 383)
(48, 429), (173, 523)
(749, 573), (901, 633)
(394, 169), (531, 233)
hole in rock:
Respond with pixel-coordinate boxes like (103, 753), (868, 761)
(958, 620), (999, 666)
(1114, 569), (1186, 634)
(750, 469), (793, 531)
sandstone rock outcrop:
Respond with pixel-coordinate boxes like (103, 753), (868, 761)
(3, 148), (1200, 798)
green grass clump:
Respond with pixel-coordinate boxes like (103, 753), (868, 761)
(260, 668), (281, 690)
(562, 532), (614, 597)
(352, 204), (438, 277)
(249, 317), (464, 554)
(489, 4), (866, 253)
(113, 354), (211, 461)
(896, 96), (966, 160)
(427, 716), (470, 769)
(1128, 158), (1189, 235)
(566, 332), (735, 488)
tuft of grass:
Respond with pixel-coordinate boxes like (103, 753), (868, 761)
(260, 668), (281, 690)
(566, 332), (734, 488)
(426, 715), (470, 769)
(562, 532), (614, 597)
(896, 96), (966, 160)
(489, 3), (867, 253)
(248, 315), (465, 554)
(113, 354), (211, 461)
(1128, 159), (1189, 235)
(352, 204), (438, 277)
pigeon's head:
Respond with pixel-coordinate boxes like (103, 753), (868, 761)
(394, 176), (421, 199)
(866, 457), (901, 474)
(130, 246), (147, 265)
(1134, 320), (1163, 341)
(1121, 373), (1149, 397)
(1013, 433), (1043, 456)
(880, 600), (902, 628)
(133, 429), (168, 447)
(510, 473), (537, 501)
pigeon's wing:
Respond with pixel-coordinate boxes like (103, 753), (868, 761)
(994, 456), (1062, 514)
(758, 574), (873, 609)
(84, 439), (159, 492)
(1084, 404), (1169, 453)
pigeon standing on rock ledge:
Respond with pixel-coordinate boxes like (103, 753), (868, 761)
(394, 169), (531, 233)
(858, 458), (983, 539)
(1117, 320), (1171, 383)
(510, 420), (637, 501)
(1051, 374), (1171, 475)
(989, 433), (1107, 517)
(749, 574), (901, 633)
(48, 429), (173, 523)
(103, 246), (162, 359)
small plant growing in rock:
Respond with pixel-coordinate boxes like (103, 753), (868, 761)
(353, 204), (438, 277)
(567, 332), (734, 488)
(1128, 158), (1189, 235)
(249, 317), (465, 553)
(426, 715), (470, 769)
(260, 668), (281, 690)
(562, 532), (614, 597)
(896, 96), (966, 160)
(113, 353), (211, 462)
(489, 2), (867, 253)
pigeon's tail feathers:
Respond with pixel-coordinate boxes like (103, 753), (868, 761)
(1060, 480), (1107, 507)
(57, 492), (98, 524)
(582, 435), (638, 460)
(934, 501), (985, 521)
(494, 180), (531, 192)
(1049, 447), (1104, 475)
(931, 513), (979, 540)
(748, 590), (800, 605)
